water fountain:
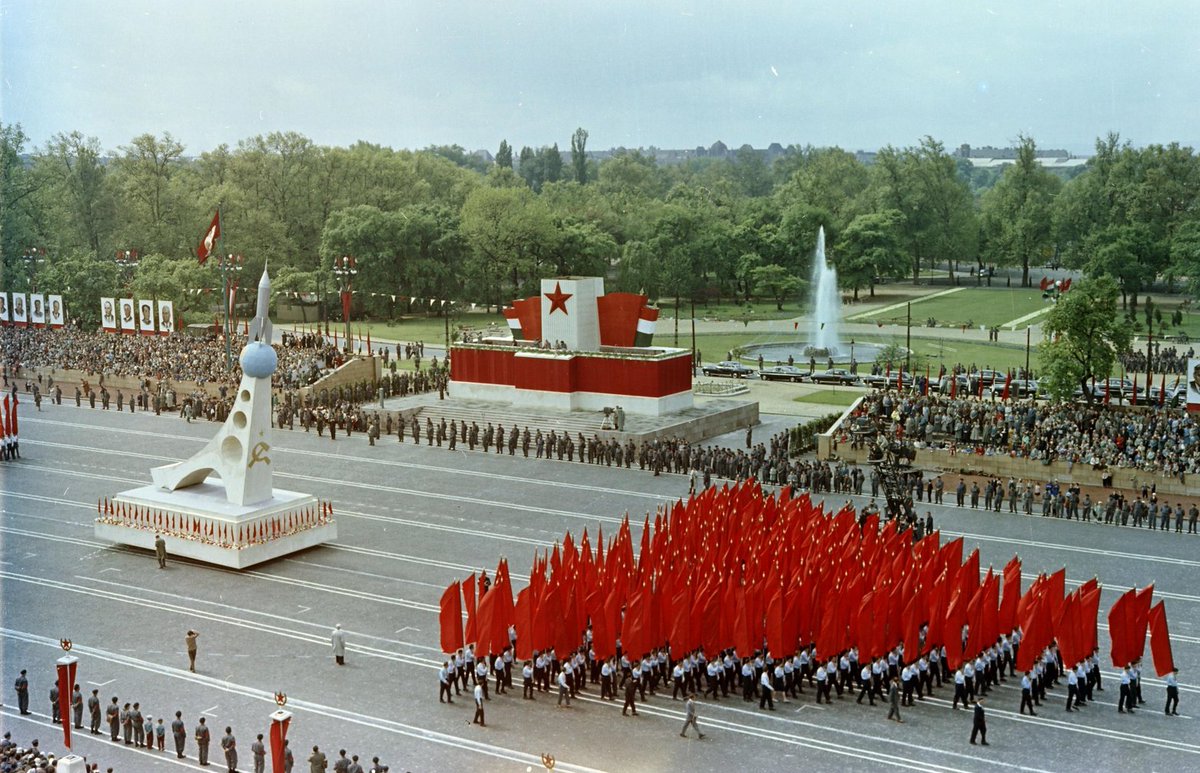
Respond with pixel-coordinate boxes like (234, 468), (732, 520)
(742, 226), (890, 368)
(806, 226), (840, 357)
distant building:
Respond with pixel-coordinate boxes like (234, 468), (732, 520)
(952, 143), (1089, 170)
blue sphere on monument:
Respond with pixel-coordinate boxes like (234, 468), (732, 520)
(239, 340), (277, 378)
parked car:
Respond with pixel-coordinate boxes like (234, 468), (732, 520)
(1148, 382), (1187, 406)
(701, 360), (756, 378)
(986, 379), (1039, 399)
(809, 369), (861, 386)
(861, 372), (915, 389)
(759, 365), (808, 382)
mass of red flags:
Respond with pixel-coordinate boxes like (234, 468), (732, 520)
(436, 480), (1173, 682)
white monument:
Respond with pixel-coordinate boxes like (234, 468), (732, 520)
(95, 266), (336, 568)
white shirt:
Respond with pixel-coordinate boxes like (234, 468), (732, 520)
(760, 672), (772, 690)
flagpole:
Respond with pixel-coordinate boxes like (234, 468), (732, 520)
(219, 208), (232, 372)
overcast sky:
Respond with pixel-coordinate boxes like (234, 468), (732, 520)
(3, 0), (1197, 156)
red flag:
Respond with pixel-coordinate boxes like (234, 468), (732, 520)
(197, 211), (220, 264)
(765, 587), (785, 658)
(462, 572), (477, 645)
(1158, 373), (1166, 408)
(439, 581), (464, 654)
(1130, 584), (1155, 661)
(269, 710), (291, 773)
(1001, 371), (1012, 401)
(997, 557), (1021, 634)
(56, 656), (78, 749)
(1039, 276), (1049, 291)
(1104, 378), (1111, 405)
(1148, 601), (1175, 676)
(1107, 588), (1136, 666)
(514, 587), (533, 660)
(474, 581), (498, 655)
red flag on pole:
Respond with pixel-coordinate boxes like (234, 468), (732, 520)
(56, 656), (78, 749)
(1001, 370), (1012, 401)
(197, 211), (220, 265)
(462, 572), (477, 644)
(1148, 601), (1175, 676)
(1107, 587), (1136, 666)
(1158, 373), (1166, 407)
(269, 710), (291, 773)
(439, 581), (464, 653)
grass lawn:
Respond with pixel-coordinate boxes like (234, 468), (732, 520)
(662, 299), (807, 322)
(863, 288), (1051, 330)
(338, 313), (505, 345)
(793, 389), (863, 407)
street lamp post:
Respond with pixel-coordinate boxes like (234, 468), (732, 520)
(215, 253), (244, 371)
(332, 255), (358, 353)
(114, 249), (140, 287)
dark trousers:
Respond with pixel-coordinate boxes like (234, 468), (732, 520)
(1021, 689), (1036, 714)
(760, 688), (774, 709)
(473, 705), (485, 726)
(439, 682), (453, 702)
(175, 734), (186, 757)
(971, 723), (987, 744)
(1166, 686), (1179, 714)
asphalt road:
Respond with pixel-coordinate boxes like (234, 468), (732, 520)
(2, 400), (1198, 772)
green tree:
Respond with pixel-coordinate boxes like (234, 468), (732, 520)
(496, 140), (513, 169)
(112, 132), (188, 256)
(751, 263), (803, 310)
(1168, 220), (1200, 298)
(1, 122), (41, 287)
(978, 135), (1061, 286)
(1039, 276), (1132, 402)
(836, 210), (907, 299)
(34, 131), (117, 256)
(570, 128), (588, 184)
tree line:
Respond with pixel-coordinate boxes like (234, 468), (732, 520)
(2, 122), (1198, 330)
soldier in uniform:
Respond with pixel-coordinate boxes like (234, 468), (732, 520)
(496, 424), (505, 454)
(132, 702), (145, 746)
(106, 696), (120, 741)
(251, 734), (266, 773)
(426, 417), (434, 446)
(49, 682), (60, 723)
(195, 716), (211, 766)
(448, 420), (458, 450)
(88, 688), (102, 734)
(221, 726), (237, 772)
(172, 711), (187, 758)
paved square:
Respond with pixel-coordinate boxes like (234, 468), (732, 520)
(2, 401), (1198, 771)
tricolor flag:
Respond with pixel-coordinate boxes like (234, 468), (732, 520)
(197, 211), (220, 265)
(634, 306), (659, 347)
(503, 306), (523, 340)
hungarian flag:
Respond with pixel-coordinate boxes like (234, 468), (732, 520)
(197, 211), (220, 265)
(1148, 601), (1175, 676)
(634, 305), (660, 347)
(439, 581), (464, 654)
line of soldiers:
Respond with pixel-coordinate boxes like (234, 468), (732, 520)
(8, 668), (398, 772)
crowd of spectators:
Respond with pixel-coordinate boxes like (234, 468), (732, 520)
(848, 390), (1200, 481)
(1, 327), (342, 392)
(0, 732), (57, 773)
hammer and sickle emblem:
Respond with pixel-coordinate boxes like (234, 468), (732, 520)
(248, 442), (271, 469)
(61, 639), (73, 651)
(274, 692), (288, 706)
(541, 753), (555, 770)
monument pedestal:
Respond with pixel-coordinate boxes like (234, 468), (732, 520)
(94, 478), (336, 569)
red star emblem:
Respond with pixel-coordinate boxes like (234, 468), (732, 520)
(545, 281), (573, 315)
